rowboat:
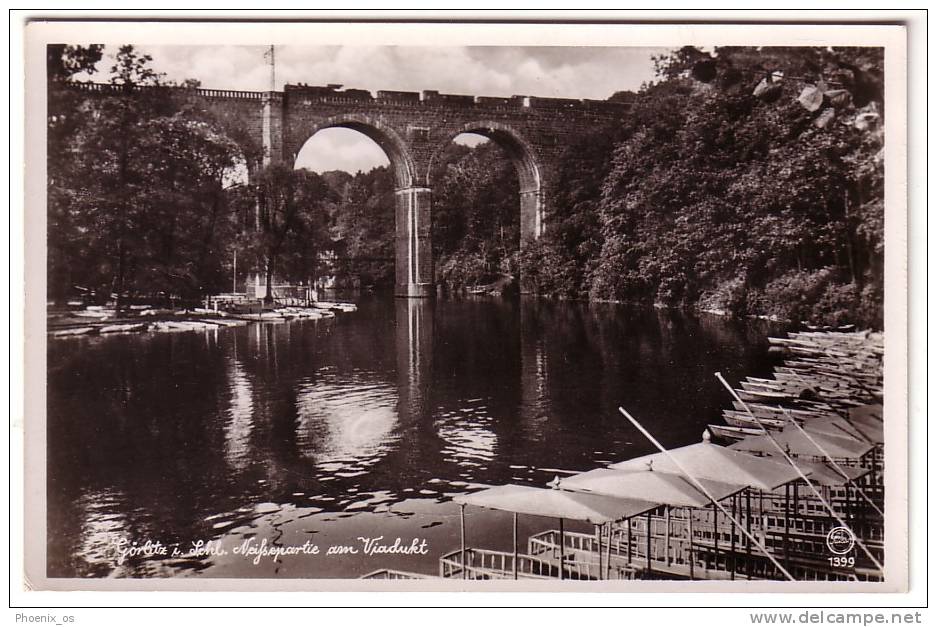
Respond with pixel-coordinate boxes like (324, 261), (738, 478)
(734, 388), (797, 404)
(708, 424), (766, 442)
(722, 411), (786, 430)
(74, 309), (111, 319)
(99, 323), (147, 334)
(51, 326), (96, 337)
(732, 401), (829, 421)
(313, 301), (357, 313)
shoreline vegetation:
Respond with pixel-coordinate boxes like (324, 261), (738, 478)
(48, 45), (883, 331)
(517, 47), (884, 330)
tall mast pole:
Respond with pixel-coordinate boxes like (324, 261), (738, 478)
(268, 44), (276, 92)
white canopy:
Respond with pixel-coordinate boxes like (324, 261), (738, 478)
(454, 484), (659, 524)
(558, 468), (746, 508)
(610, 442), (808, 491)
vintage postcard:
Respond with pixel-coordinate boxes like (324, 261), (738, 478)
(19, 17), (911, 595)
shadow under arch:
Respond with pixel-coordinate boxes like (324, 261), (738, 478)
(430, 120), (544, 241)
(290, 113), (416, 190)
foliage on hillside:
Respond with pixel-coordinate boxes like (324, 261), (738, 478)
(431, 141), (520, 291)
(319, 166), (397, 289)
(526, 46), (884, 328)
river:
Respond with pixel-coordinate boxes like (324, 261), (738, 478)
(46, 295), (783, 578)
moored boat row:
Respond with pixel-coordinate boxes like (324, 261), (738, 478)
(49, 300), (358, 338)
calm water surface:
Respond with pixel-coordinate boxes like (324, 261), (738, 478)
(47, 296), (782, 578)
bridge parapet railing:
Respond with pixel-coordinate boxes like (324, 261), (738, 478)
(66, 81), (263, 100)
(65, 81), (631, 116)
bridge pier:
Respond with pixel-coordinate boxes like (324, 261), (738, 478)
(519, 187), (544, 242)
(518, 186), (545, 294)
(395, 186), (434, 298)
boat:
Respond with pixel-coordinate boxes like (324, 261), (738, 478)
(721, 410), (786, 430)
(73, 309), (112, 319)
(313, 301), (357, 313)
(734, 388), (797, 404)
(731, 401), (828, 421)
(99, 323), (147, 334)
(50, 326), (96, 337)
(707, 424), (765, 442)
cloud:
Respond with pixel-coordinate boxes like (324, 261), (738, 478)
(129, 44), (667, 99)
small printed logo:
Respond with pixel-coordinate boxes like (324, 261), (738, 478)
(826, 526), (856, 555)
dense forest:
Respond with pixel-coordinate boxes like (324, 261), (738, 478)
(523, 46), (884, 328)
(47, 45), (884, 327)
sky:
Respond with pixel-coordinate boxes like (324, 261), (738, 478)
(86, 45), (668, 173)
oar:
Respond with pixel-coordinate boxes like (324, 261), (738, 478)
(715, 372), (884, 575)
(618, 406), (796, 582)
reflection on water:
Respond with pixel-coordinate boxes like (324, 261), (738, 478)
(47, 295), (782, 578)
(295, 378), (398, 468)
(224, 357), (254, 471)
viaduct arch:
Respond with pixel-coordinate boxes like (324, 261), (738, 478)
(70, 82), (630, 297)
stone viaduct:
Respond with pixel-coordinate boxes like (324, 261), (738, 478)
(71, 82), (630, 297)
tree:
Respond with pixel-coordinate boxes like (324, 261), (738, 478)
(519, 121), (626, 298)
(235, 164), (332, 303)
(431, 140), (520, 290)
(48, 45), (247, 306)
(47, 44), (103, 83)
(585, 46), (884, 327)
(47, 44), (104, 300)
(326, 166), (396, 288)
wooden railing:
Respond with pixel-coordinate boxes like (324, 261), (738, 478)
(526, 531), (638, 580)
(439, 546), (636, 581)
(360, 569), (432, 579)
(439, 548), (554, 580)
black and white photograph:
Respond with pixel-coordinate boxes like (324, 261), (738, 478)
(18, 16), (915, 600)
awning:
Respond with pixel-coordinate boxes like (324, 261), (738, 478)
(848, 404), (883, 424)
(557, 468), (746, 508)
(454, 484), (659, 524)
(847, 404), (884, 436)
(609, 442), (807, 491)
(729, 426), (875, 460)
(781, 459), (871, 487)
(804, 415), (884, 445)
